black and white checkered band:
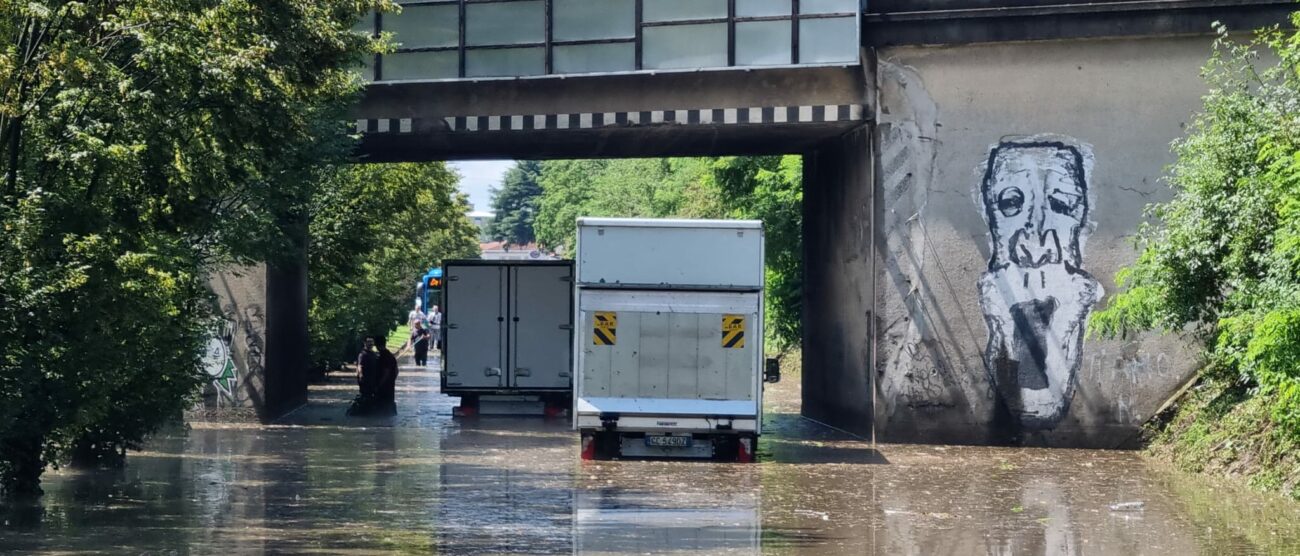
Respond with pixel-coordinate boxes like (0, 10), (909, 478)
(356, 104), (865, 134)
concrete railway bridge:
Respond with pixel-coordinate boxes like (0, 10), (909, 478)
(208, 0), (1293, 447)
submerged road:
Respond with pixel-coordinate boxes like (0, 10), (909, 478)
(2, 356), (1298, 554)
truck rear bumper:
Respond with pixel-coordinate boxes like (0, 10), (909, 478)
(576, 397), (759, 433)
(576, 413), (758, 433)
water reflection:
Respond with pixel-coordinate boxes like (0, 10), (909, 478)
(574, 487), (760, 555)
(2, 363), (1299, 555)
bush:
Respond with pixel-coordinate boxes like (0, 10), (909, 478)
(1091, 18), (1300, 476)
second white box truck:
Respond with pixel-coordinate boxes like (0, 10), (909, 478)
(573, 218), (779, 461)
(442, 260), (574, 416)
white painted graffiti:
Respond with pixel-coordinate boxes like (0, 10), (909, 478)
(976, 135), (1103, 430)
(201, 320), (238, 405)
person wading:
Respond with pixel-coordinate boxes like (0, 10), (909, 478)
(412, 321), (431, 367)
(427, 304), (443, 361)
(349, 337), (380, 416)
(376, 335), (399, 416)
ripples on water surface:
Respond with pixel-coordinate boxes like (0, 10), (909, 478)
(2, 363), (1297, 554)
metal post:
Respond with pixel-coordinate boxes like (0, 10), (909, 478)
(727, 0), (736, 66)
(545, 0), (554, 74)
(634, 0), (643, 70)
(374, 11), (384, 81)
(792, 0), (801, 64)
(458, 0), (467, 77)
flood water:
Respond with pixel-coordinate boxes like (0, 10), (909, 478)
(3, 358), (1298, 555)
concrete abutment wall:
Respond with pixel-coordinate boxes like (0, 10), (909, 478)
(200, 248), (310, 420)
(802, 127), (876, 438)
(801, 36), (1216, 447)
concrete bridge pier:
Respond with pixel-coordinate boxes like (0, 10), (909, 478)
(802, 127), (876, 439)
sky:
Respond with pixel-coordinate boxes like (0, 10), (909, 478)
(450, 160), (514, 213)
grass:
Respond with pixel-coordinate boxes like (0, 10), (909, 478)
(385, 326), (411, 352)
(1146, 376), (1300, 501)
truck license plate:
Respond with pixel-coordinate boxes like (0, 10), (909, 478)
(645, 435), (691, 448)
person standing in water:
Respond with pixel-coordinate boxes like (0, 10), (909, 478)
(349, 337), (380, 416)
(411, 321), (431, 367)
(376, 335), (399, 416)
(427, 304), (443, 360)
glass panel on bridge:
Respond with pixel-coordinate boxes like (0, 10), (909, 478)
(554, 43), (637, 74)
(466, 1), (546, 46)
(370, 0), (861, 80)
(351, 11), (375, 36)
(642, 23), (728, 69)
(388, 4), (460, 48)
(736, 21), (792, 66)
(466, 47), (547, 77)
(798, 17), (857, 63)
(643, 0), (728, 22)
(384, 51), (460, 80)
(354, 57), (376, 83)
(800, 0), (859, 15)
(554, 0), (637, 41)
(736, 0), (791, 17)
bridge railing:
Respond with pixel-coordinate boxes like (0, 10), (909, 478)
(357, 0), (862, 82)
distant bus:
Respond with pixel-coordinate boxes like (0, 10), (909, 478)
(416, 267), (444, 312)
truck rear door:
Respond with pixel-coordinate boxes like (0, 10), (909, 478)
(445, 264), (506, 389)
(509, 264), (572, 390)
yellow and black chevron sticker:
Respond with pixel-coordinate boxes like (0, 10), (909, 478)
(722, 315), (746, 349)
(593, 312), (617, 346)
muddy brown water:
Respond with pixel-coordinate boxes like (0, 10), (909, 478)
(2, 362), (1298, 555)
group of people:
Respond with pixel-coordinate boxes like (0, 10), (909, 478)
(408, 303), (442, 367)
(349, 335), (399, 416)
(347, 302), (444, 417)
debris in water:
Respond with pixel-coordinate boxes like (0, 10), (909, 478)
(1109, 502), (1145, 512)
(795, 509), (830, 521)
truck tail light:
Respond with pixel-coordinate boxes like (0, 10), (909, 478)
(737, 437), (754, 463)
(580, 435), (596, 460)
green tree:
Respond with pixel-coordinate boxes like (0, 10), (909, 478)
(0, 0), (390, 497)
(532, 156), (801, 351)
(488, 161), (544, 245)
(533, 158), (718, 252)
(709, 156), (804, 353)
(308, 162), (480, 371)
(1090, 20), (1300, 494)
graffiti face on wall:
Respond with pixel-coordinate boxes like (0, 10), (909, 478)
(976, 136), (1103, 430)
(201, 321), (239, 404)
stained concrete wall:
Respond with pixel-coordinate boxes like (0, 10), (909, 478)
(803, 126), (875, 438)
(263, 246), (310, 418)
(203, 265), (269, 416)
(869, 36), (1214, 447)
(201, 253), (309, 420)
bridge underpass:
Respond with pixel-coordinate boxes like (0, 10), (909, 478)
(221, 0), (1295, 448)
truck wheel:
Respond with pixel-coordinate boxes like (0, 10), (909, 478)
(581, 431), (618, 460)
(736, 435), (755, 463)
(580, 433), (598, 460)
(453, 395), (479, 418)
(716, 435), (755, 462)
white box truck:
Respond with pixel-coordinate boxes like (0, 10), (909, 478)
(573, 218), (780, 461)
(442, 260), (574, 416)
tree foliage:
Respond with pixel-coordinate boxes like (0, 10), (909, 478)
(488, 160), (544, 245)
(532, 156), (801, 352)
(0, 0), (390, 496)
(533, 158), (719, 252)
(709, 156), (804, 353)
(1090, 19), (1300, 435)
(308, 162), (480, 371)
